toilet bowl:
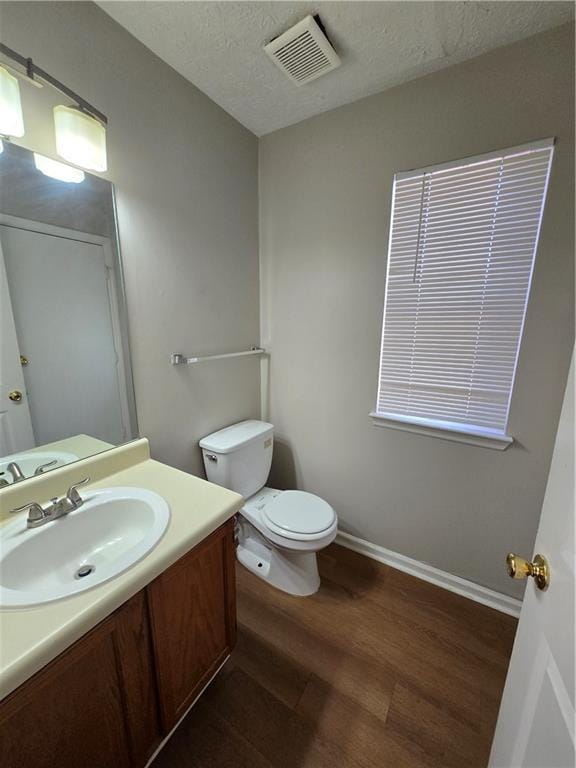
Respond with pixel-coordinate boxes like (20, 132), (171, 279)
(200, 421), (337, 596)
(238, 487), (337, 595)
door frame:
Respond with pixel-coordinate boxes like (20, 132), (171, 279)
(0, 213), (138, 444)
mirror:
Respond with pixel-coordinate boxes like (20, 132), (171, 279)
(0, 142), (137, 488)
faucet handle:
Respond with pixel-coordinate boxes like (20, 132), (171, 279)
(33, 459), (58, 476)
(66, 477), (90, 506)
(10, 501), (46, 524)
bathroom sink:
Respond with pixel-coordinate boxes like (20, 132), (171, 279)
(0, 450), (79, 484)
(0, 487), (170, 607)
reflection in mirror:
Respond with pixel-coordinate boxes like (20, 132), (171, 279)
(0, 142), (137, 487)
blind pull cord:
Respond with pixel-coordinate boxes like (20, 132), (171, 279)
(412, 173), (429, 284)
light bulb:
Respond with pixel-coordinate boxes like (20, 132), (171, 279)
(34, 153), (85, 183)
(0, 66), (25, 138)
(54, 105), (107, 172)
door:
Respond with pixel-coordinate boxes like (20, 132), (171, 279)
(489, 354), (574, 767)
(0, 592), (160, 768)
(0, 224), (128, 446)
(0, 238), (34, 455)
(147, 519), (237, 730)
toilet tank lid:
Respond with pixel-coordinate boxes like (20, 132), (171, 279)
(199, 420), (274, 454)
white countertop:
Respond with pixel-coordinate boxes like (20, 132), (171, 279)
(0, 442), (242, 701)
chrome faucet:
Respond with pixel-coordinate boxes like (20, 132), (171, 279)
(0, 459), (58, 487)
(10, 477), (91, 529)
(6, 462), (25, 483)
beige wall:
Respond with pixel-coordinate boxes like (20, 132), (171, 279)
(260, 23), (575, 596)
(0, 1), (260, 475)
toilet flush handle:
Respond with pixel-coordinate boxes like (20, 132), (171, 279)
(205, 453), (218, 463)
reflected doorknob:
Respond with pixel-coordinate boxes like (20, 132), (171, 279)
(506, 552), (550, 591)
(8, 390), (23, 403)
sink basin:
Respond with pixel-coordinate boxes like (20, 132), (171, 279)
(0, 450), (79, 484)
(0, 487), (170, 607)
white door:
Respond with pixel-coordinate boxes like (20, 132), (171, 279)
(0, 224), (128, 446)
(489, 354), (575, 768)
(0, 239), (34, 455)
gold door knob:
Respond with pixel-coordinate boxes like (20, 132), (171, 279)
(20, 355), (29, 366)
(8, 390), (23, 403)
(506, 552), (550, 591)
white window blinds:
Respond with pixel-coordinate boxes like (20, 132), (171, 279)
(373, 139), (554, 444)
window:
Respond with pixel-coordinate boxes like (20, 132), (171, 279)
(372, 139), (554, 449)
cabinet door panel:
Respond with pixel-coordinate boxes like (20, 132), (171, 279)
(148, 520), (236, 730)
(114, 590), (162, 765)
(0, 592), (160, 768)
(0, 619), (131, 768)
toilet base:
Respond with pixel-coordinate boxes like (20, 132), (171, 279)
(236, 520), (321, 596)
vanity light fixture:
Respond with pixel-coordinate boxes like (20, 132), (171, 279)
(33, 152), (85, 183)
(53, 105), (107, 172)
(0, 65), (25, 137)
(0, 42), (108, 172)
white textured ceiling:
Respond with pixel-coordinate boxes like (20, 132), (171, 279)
(98, 1), (574, 135)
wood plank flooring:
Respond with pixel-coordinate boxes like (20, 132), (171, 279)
(152, 543), (517, 768)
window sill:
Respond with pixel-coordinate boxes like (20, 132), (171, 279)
(369, 412), (513, 451)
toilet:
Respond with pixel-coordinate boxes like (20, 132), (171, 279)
(200, 420), (337, 596)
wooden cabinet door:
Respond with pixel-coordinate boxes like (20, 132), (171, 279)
(0, 592), (160, 768)
(114, 591), (162, 765)
(147, 519), (237, 730)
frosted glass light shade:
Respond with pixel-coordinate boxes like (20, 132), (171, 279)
(54, 105), (107, 172)
(0, 66), (25, 138)
(34, 153), (85, 183)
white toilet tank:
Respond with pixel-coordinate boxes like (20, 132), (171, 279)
(199, 420), (274, 498)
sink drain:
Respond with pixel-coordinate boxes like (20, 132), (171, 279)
(75, 564), (95, 580)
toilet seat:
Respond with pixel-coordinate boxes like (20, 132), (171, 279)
(262, 490), (335, 540)
(242, 487), (337, 546)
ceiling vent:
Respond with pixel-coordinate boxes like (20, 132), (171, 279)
(264, 15), (341, 86)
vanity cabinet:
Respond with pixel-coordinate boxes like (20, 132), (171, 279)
(0, 519), (236, 768)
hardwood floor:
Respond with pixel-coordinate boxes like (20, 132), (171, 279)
(152, 543), (517, 768)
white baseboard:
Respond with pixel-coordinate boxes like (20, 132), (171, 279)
(335, 531), (522, 618)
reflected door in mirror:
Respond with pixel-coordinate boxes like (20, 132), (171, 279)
(0, 240), (34, 455)
(0, 224), (129, 449)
